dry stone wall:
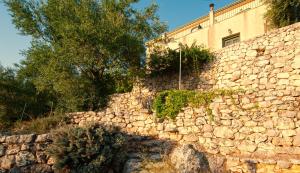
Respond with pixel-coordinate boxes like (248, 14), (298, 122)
(70, 23), (300, 173)
(0, 134), (53, 172)
(0, 23), (300, 173)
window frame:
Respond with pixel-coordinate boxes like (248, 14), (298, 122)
(222, 33), (240, 48)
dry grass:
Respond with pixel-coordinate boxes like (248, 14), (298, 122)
(11, 113), (69, 134)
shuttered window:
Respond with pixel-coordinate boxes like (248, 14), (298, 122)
(222, 33), (240, 47)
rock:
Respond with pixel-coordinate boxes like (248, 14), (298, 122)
(276, 118), (295, 130)
(292, 54), (300, 69)
(7, 145), (20, 155)
(293, 135), (300, 146)
(36, 152), (48, 164)
(35, 134), (52, 143)
(246, 50), (257, 57)
(231, 71), (241, 81)
(238, 141), (257, 152)
(0, 155), (15, 169)
(272, 137), (293, 146)
(0, 136), (5, 143)
(206, 155), (226, 173)
(132, 121), (145, 127)
(123, 159), (142, 173)
(0, 145), (5, 156)
(245, 121), (257, 127)
(253, 126), (266, 133)
(20, 144), (30, 151)
(15, 151), (36, 167)
(277, 73), (289, 79)
(5, 135), (19, 144)
(165, 124), (178, 132)
(277, 160), (292, 169)
(47, 157), (55, 165)
(18, 134), (36, 143)
(170, 144), (211, 173)
(203, 124), (213, 132)
(281, 111), (297, 118)
(183, 134), (198, 142)
(213, 127), (234, 139)
(282, 130), (296, 137)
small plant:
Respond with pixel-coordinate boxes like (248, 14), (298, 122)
(47, 124), (127, 173)
(147, 43), (214, 77)
(152, 89), (245, 120)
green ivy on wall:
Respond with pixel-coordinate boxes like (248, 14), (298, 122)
(152, 89), (247, 120)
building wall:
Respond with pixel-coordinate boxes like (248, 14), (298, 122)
(162, 0), (267, 51)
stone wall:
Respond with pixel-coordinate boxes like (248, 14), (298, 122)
(0, 134), (53, 172)
(70, 22), (300, 172)
(0, 23), (299, 173)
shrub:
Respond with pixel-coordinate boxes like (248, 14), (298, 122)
(264, 0), (300, 28)
(147, 43), (214, 77)
(152, 89), (244, 120)
(47, 124), (127, 173)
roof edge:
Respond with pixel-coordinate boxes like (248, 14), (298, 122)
(167, 0), (255, 37)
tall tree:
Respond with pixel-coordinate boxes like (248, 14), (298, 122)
(265, 0), (300, 28)
(5, 0), (166, 111)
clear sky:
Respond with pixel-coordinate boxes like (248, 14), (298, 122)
(0, 0), (236, 67)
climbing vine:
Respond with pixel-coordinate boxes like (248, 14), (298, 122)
(152, 89), (247, 120)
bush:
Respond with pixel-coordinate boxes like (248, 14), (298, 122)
(152, 89), (244, 119)
(47, 124), (127, 173)
(264, 0), (300, 28)
(147, 43), (214, 77)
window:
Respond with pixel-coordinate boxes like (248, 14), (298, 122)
(222, 33), (240, 47)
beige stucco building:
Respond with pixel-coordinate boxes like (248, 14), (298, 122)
(148, 0), (268, 51)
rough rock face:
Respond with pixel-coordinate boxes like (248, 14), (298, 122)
(0, 134), (53, 172)
(170, 145), (211, 173)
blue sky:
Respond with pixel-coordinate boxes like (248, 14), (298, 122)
(0, 0), (235, 67)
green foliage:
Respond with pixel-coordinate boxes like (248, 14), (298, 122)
(264, 0), (300, 28)
(0, 65), (54, 128)
(152, 89), (244, 120)
(147, 43), (214, 76)
(153, 90), (190, 119)
(47, 124), (127, 173)
(4, 0), (167, 111)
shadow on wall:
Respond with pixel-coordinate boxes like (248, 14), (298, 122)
(0, 124), (233, 173)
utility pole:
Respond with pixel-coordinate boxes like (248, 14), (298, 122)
(179, 46), (182, 90)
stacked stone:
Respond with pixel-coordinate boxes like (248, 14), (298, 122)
(69, 22), (300, 173)
(0, 134), (53, 172)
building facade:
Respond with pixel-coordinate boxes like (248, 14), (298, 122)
(148, 0), (268, 51)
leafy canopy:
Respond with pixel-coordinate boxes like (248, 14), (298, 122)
(265, 0), (300, 28)
(0, 65), (53, 128)
(5, 0), (166, 111)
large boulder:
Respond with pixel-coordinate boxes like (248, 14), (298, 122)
(170, 144), (211, 173)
